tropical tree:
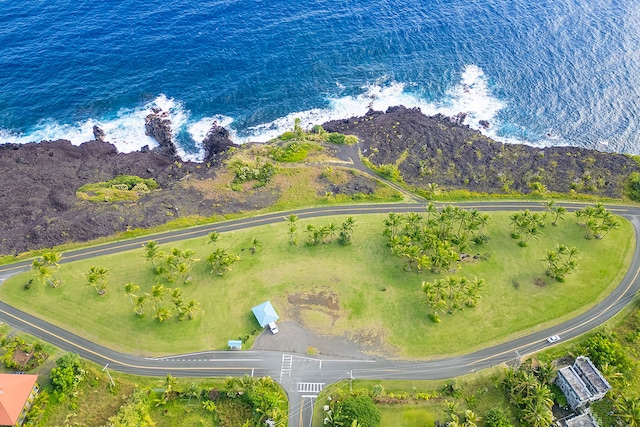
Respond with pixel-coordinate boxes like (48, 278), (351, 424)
(42, 251), (63, 285)
(339, 217), (357, 245)
(324, 222), (338, 243)
(31, 258), (56, 288)
(206, 247), (240, 276)
(134, 295), (148, 317)
(613, 394), (640, 427)
(181, 300), (201, 321)
(543, 244), (579, 281)
(285, 214), (299, 245)
(142, 240), (164, 272)
(153, 307), (173, 323)
(123, 282), (140, 305)
(575, 202), (620, 239)
(86, 266), (109, 295)
(206, 231), (220, 245)
(150, 283), (167, 310)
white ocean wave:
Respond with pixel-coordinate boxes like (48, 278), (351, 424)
(0, 65), (514, 159)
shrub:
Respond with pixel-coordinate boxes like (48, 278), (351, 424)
(50, 353), (85, 392)
(328, 133), (346, 144)
(324, 391), (381, 427)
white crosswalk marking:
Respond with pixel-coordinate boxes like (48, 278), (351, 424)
(296, 382), (325, 393)
(280, 354), (293, 380)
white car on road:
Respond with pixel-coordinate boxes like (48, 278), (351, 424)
(547, 335), (560, 344)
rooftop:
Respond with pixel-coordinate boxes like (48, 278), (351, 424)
(563, 412), (600, 427)
(0, 374), (38, 426)
(574, 356), (611, 395)
(558, 366), (591, 402)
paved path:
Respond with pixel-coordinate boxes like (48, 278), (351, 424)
(1, 201), (639, 426)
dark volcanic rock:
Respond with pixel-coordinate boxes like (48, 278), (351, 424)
(323, 105), (640, 197)
(202, 121), (237, 164)
(92, 125), (106, 141)
(0, 139), (198, 255)
(145, 108), (177, 158)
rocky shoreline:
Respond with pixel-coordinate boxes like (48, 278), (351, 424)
(1, 106), (638, 257)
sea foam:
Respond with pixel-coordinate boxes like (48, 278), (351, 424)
(0, 65), (509, 161)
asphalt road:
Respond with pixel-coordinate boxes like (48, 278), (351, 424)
(1, 201), (639, 427)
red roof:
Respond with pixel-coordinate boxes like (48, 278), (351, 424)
(0, 374), (38, 426)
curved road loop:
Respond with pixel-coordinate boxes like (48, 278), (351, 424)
(1, 201), (639, 426)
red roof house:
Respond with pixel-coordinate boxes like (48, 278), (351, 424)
(0, 374), (38, 426)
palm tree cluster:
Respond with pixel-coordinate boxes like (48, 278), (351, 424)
(303, 216), (357, 246)
(142, 241), (198, 284)
(502, 361), (555, 427)
(509, 210), (545, 247)
(30, 251), (63, 288)
(130, 283), (200, 322)
(575, 202), (620, 239)
(542, 244), (579, 281)
(383, 204), (490, 274)
(422, 276), (487, 322)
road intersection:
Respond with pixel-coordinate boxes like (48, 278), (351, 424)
(1, 201), (639, 426)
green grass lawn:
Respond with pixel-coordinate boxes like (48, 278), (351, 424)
(0, 211), (634, 358)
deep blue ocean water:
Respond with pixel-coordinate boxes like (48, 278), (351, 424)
(1, 0), (640, 160)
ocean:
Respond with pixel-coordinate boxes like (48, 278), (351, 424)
(1, 0), (640, 161)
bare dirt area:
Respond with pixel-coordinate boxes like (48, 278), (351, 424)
(251, 288), (399, 359)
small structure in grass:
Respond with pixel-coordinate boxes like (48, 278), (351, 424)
(251, 301), (279, 333)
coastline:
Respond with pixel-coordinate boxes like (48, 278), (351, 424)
(1, 105), (638, 257)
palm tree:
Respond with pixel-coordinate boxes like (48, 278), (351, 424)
(123, 282), (140, 305)
(613, 394), (640, 427)
(154, 307), (173, 323)
(325, 222), (338, 243)
(535, 360), (556, 385)
(143, 240), (164, 272)
(551, 205), (567, 226)
(463, 409), (480, 427)
(520, 400), (553, 427)
(31, 258), (56, 288)
(134, 295), (148, 317)
(182, 300), (201, 320)
(206, 247), (240, 275)
(207, 231), (220, 245)
(339, 217), (357, 245)
(150, 283), (167, 309)
(42, 251), (63, 286)
(383, 212), (402, 239)
(86, 266), (109, 295)
(285, 214), (299, 245)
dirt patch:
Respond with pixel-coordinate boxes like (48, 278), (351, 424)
(287, 289), (341, 328)
(534, 277), (548, 287)
(287, 289), (340, 311)
(12, 349), (32, 366)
